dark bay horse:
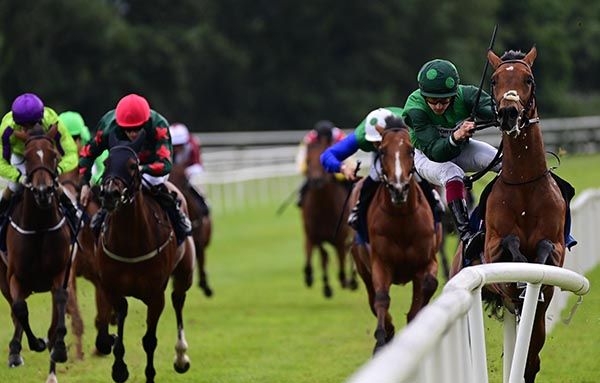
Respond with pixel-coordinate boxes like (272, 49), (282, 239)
(168, 163), (213, 296)
(480, 47), (566, 383)
(301, 137), (355, 298)
(351, 119), (440, 353)
(94, 133), (195, 382)
(0, 125), (72, 382)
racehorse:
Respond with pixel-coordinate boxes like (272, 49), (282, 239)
(301, 137), (356, 298)
(0, 125), (72, 382)
(351, 118), (440, 353)
(480, 47), (566, 383)
(168, 163), (213, 296)
(93, 133), (195, 382)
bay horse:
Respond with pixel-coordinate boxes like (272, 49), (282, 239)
(94, 132), (195, 382)
(480, 47), (567, 383)
(168, 163), (213, 296)
(0, 125), (72, 382)
(350, 118), (440, 353)
(301, 137), (355, 298)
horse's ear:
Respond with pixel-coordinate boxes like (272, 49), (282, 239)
(524, 46), (537, 67)
(13, 129), (28, 142)
(129, 129), (146, 152)
(47, 123), (58, 139)
(487, 49), (502, 70)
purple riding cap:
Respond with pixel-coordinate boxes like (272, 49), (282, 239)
(11, 93), (44, 125)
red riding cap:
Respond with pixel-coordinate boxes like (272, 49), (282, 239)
(115, 94), (150, 128)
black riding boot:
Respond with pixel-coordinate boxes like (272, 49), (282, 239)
(189, 185), (210, 216)
(151, 184), (192, 245)
(296, 179), (309, 207)
(348, 176), (379, 230)
(58, 193), (82, 233)
(448, 199), (484, 267)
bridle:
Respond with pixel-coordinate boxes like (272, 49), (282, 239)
(22, 135), (59, 195)
(101, 145), (140, 207)
(375, 129), (416, 205)
(490, 59), (540, 136)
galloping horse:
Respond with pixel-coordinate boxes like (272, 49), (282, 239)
(94, 133), (195, 382)
(301, 137), (355, 298)
(482, 47), (567, 383)
(168, 163), (213, 296)
(0, 125), (72, 382)
(351, 118), (440, 353)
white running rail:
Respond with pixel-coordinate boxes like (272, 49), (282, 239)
(347, 264), (590, 383)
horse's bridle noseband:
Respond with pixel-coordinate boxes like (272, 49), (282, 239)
(491, 59), (539, 136)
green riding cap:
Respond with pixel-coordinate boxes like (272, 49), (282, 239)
(417, 59), (460, 98)
(59, 111), (91, 144)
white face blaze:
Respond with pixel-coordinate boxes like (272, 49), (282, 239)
(36, 149), (44, 162)
(503, 90), (520, 102)
(394, 151), (402, 186)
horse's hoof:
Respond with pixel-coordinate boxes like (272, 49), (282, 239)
(8, 354), (24, 368)
(174, 358), (190, 374)
(348, 279), (359, 290)
(199, 282), (213, 297)
(50, 341), (68, 363)
(323, 285), (333, 298)
(29, 337), (47, 352)
(96, 334), (115, 355)
(112, 360), (129, 383)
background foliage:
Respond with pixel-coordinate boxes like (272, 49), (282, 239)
(1, 0), (599, 131)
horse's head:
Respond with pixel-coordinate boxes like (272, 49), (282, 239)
(100, 131), (145, 212)
(15, 124), (60, 209)
(488, 47), (538, 136)
(376, 117), (415, 205)
(306, 135), (332, 189)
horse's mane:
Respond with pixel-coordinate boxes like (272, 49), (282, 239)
(384, 116), (409, 131)
(500, 50), (526, 61)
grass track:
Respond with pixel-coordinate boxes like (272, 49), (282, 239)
(0, 153), (598, 382)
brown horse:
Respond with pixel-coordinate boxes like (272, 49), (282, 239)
(0, 125), (72, 382)
(168, 163), (213, 296)
(59, 169), (102, 359)
(351, 119), (440, 353)
(93, 134), (195, 382)
(479, 47), (565, 383)
(301, 137), (355, 298)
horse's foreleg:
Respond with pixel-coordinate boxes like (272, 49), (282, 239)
(352, 244), (376, 314)
(171, 249), (193, 374)
(143, 294), (166, 383)
(111, 297), (129, 383)
(9, 276), (46, 353)
(303, 237), (314, 288)
(534, 239), (554, 265)
(501, 234), (527, 262)
(319, 245), (332, 298)
(49, 287), (69, 364)
(408, 268), (439, 323)
(371, 259), (394, 353)
(94, 287), (114, 355)
(195, 236), (213, 297)
(8, 315), (24, 367)
(66, 270), (84, 360)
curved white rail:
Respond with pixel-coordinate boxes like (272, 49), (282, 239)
(347, 264), (590, 383)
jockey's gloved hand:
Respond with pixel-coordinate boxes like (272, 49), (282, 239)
(451, 120), (476, 143)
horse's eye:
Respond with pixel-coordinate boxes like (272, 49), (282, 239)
(526, 76), (533, 85)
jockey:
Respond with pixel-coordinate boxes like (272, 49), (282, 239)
(79, 94), (192, 243)
(320, 108), (443, 242)
(168, 122), (210, 216)
(295, 120), (347, 206)
(0, 93), (81, 231)
(402, 59), (501, 267)
(59, 111), (108, 186)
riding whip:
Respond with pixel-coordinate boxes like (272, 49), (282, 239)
(275, 185), (303, 216)
(470, 24), (498, 123)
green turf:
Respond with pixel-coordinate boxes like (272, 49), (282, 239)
(0, 153), (598, 382)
